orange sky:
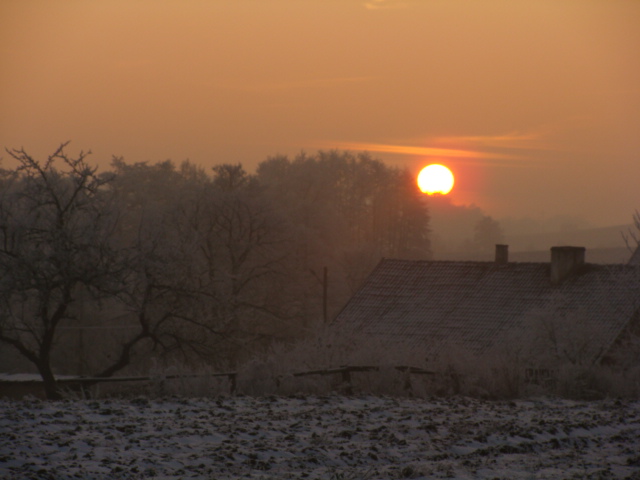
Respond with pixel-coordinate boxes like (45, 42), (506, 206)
(1, 0), (639, 226)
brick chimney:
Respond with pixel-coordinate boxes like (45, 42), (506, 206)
(550, 246), (585, 285)
(495, 244), (509, 264)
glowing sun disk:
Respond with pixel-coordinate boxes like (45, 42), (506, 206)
(417, 164), (454, 195)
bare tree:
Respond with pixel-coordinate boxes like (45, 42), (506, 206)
(0, 143), (127, 399)
(108, 160), (293, 368)
(623, 210), (640, 253)
(0, 148), (231, 397)
(177, 166), (294, 364)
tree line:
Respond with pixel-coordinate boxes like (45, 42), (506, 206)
(0, 144), (431, 399)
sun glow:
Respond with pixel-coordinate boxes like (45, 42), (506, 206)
(417, 164), (454, 195)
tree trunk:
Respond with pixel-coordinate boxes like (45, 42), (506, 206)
(37, 360), (62, 400)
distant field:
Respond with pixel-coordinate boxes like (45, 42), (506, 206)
(2, 395), (640, 479)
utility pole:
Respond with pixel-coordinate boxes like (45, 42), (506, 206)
(310, 266), (329, 323)
(323, 266), (328, 324)
(78, 328), (84, 375)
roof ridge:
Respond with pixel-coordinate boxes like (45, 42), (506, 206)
(381, 258), (640, 269)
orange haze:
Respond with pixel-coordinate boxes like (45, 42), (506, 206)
(1, 1), (639, 226)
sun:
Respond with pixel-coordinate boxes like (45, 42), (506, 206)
(417, 164), (454, 195)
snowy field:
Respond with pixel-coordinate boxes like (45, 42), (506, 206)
(2, 395), (640, 479)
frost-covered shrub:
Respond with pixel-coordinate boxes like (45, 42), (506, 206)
(231, 326), (434, 396)
(93, 316), (640, 399)
(553, 363), (640, 400)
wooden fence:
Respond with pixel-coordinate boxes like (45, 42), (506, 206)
(292, 365), (434, 395)
(0, 365), (434, 399)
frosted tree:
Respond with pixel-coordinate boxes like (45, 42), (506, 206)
(256, 151), (431, 321)
(109, 160), (293, 368)
(0, 144), (126, 399)
(0, 148), (213, 398)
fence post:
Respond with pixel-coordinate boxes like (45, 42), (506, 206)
(402, 370), (412, 394)
(229, 373), (237, 394)
(341, 368), (353, 395)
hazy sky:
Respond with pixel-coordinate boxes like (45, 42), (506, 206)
(2, 0), (639, 226)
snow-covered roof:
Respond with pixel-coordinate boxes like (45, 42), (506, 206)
(334, 259), (640, 363)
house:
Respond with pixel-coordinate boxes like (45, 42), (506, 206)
(333, 246), (640, 371)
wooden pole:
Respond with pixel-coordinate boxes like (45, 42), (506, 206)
(323, 266), (328, 323)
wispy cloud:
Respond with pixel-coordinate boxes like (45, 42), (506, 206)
(332, 141), (517, 160)
(324, 129), (556, 167)
(431, 131), (549, 151)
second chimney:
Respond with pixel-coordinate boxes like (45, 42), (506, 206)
(495, 244), (509, 264)
(550, 246), (585, 285)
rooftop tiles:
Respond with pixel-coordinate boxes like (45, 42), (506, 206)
(334, 259), (640, 363)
